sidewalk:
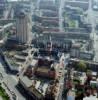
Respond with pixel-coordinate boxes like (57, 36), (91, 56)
(1, 82), (14, 100)
(0, 77), (12, 99)
(0, 97), (3, 100)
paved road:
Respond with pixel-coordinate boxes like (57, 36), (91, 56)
(3, 3), (13, 19)
(88, 0), (98, 62)
(58, 0), (67, 99)
(59, 0), (65, 32)
(0, 56), (26, 100)
(58, 54), (69, 100)
(36, 0), (41, 10)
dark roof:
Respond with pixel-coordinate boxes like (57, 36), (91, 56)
(6, 38), (19, 46)
(16, 10), (27, 18)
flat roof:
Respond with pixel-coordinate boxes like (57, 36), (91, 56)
(14, 55), (26, 60)
(20, 76), (32, 88)
(29, 86), (43, 99)
(0, 40), (4, 44)
(36, 67), (49, 73)
(31, 59), (38, 66)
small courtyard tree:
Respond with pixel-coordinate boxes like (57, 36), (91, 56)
(76, 61), (87, 72)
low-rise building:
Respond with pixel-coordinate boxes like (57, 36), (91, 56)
(65, 1), (89, 11)
(19, 57), (61, 99)
(34, 58), (59, 79)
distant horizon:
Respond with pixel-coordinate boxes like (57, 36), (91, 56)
(8, 0), (18, 1)
(8, 0), (56, 1)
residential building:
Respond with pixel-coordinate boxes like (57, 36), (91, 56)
(34, 58), (58, 79)
(16, 10), (32, 44)
(70, 43), (94, 60)
(18, 56), (61, 100)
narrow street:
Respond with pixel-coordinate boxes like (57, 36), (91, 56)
(58, 54), (70, 100)
(58, 0), (70, 99)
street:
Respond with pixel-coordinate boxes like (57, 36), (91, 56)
(88, 0), (98, 62)
(0, 56), (26, 100)
(58, 0), (68, 99)
(58, 54), (69, 100)
(59, 0), (65, 32)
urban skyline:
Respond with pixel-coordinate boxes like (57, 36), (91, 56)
(0, 0), (98, 100)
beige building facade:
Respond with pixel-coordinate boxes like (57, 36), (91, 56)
(16, 11), (32, 44)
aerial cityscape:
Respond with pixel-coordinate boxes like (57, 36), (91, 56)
(0, 0), (98, 100)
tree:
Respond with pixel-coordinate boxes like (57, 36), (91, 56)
(76, 61), (87, 72)
(86, 70), (92, 76)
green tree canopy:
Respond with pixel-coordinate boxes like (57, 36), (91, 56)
(76, 61), (87, 72)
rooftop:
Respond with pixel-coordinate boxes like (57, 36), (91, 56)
(19, 76), (32, 88)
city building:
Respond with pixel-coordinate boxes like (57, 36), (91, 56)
(18, 55), (62, 100)
(0, 0), (6, 18)
(16, 10), (32, 44)
(39, 0), (58, 11)
(69, 58), (98, 71)
(70, 47), (80, 58)
(34, 58), (58, 79)
(65, 0), (89, 11)
(70, 42), (94, 60)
